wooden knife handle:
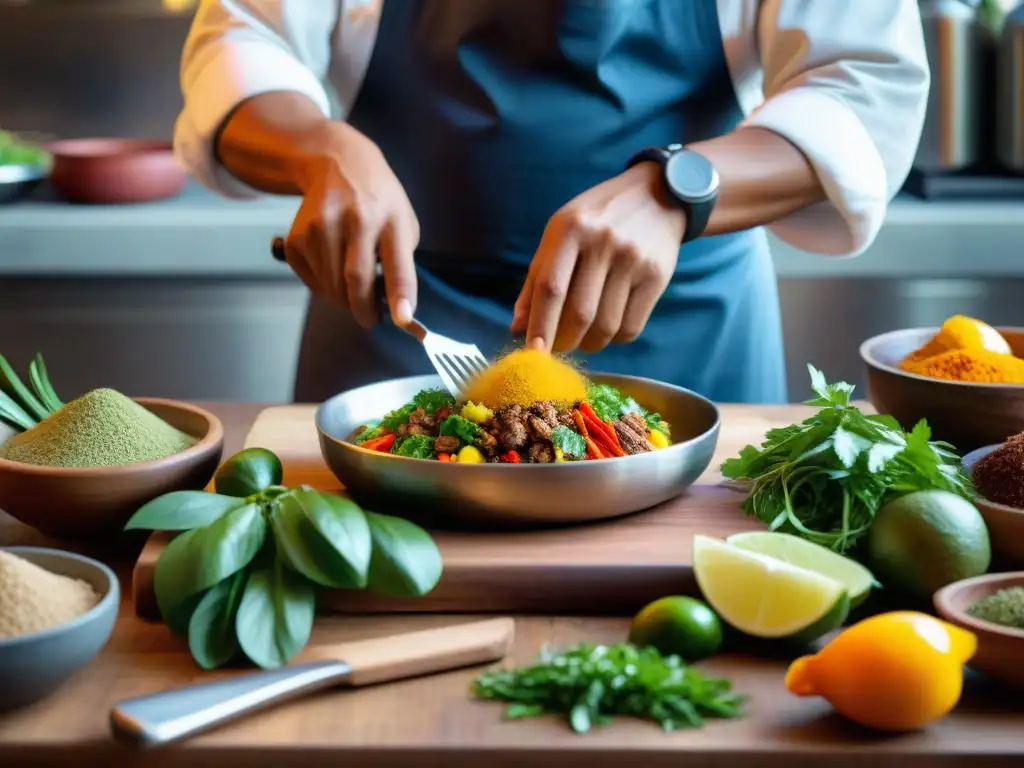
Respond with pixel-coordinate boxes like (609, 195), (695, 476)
(304, 617), (516, 686)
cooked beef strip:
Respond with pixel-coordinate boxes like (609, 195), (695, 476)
(496, 407), (529, 449)
(478, 430), (499, 457)
(614, 417), (651, 455)
(527, 414), (553, 441)
(532, 401), (559, 427)
(529, 442), (555, 464)
(434, 435), (460, 454)
(408, 407), (437, 429)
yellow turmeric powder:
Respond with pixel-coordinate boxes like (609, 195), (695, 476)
(900, 347), (1024, 384)
(464, 348), (588, 409)
(904, 315), (1011, 363)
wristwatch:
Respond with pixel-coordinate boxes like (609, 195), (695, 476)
(626, 144), (719, 243)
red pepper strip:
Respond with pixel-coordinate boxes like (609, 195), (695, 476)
(584, 437), (604, 460)
(572, 410), (605, 460)
(499, 450), (521, 464)
(362, 433), (396, 453)
(436, 452), (452, 462)
(572, 409), (590, 439)
(436, 408), (451, 420)
(579, 411), (625, 457)
(579, 402), (625, 454)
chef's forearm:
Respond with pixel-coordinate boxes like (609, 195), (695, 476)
(687, 127), (827, 237)
(215, 91), (340, 196)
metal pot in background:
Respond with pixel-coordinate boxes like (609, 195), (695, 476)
(916, 0), (997, 172)
(997, 2), (1024, 172)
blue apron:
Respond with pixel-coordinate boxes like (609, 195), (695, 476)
(294, 0), (786, 404)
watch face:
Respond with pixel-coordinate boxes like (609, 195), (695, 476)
(665, 150), (718, 200)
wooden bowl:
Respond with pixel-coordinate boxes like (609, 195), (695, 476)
(0, 399), (223, 540)
(860, 327), (1024, 454)
(46, 139), (186, 204)
(934, 572), (1024, 689)
(962, 444), (1024, 568)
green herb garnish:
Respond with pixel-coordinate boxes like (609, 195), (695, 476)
(586, 382), (667, 435)
(392, 434), (436, 459)
(124, 447), (444, 670)
(473, 642), (745, 733)
(439, 414), (478, 444)
(413, 388), (455, 413)
(720, 364), (972, 553)
(551, 424), (586, 459)
(379, 388), (455, 431)
(354, 422), (383, 444)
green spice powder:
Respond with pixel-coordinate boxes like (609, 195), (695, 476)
(0, 388), (195, 468)
(966, 586), (1024, 630)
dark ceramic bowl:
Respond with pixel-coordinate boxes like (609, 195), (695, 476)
(0, 398), (224, 540)
(46, 139), (186, 204)
(934, 572), (1024, 690)
(0, 546), (119, 712)
(962, 444), (1024, 568)
(860, 327), (1024, 454)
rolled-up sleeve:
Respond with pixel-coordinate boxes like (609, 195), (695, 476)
(174, 0), (339, 198)
(740, 1), (930, 256)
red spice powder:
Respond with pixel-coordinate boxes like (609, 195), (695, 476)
(973, 432), (1024, 509)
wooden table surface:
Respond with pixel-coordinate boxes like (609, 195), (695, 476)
(1, 402), (1022, 768)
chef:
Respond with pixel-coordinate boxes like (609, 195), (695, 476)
(175, 0), (929, 403)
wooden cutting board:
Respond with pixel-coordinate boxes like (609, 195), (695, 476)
(133, 403), (811, 618)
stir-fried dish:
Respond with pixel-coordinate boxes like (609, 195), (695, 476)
(349, 350), (672, 463)
(350, 383), (671, 463)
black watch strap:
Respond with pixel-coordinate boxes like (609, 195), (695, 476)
(627, 146), (714, 244)
(680, 185), (714, 245)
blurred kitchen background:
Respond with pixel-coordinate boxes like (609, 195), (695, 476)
(1, 0), (1023, 403)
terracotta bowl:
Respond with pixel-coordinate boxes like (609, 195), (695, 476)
(46, 139), (186, 204)
(934, 572), (1024, 689)
(860, 327), (1024, 454)
(962, 444), (1024, 568)
(0, 398), (224, 540)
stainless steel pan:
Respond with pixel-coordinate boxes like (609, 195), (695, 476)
(315, 372), (720, 526)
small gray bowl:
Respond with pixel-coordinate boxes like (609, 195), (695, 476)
(0, 547), (119, 712)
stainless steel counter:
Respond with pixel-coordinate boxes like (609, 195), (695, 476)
(1, 184), (1023, 404)
(2, 182), (1024, 278)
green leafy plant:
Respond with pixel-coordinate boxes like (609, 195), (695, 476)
(720, 364), (972, 553)
(0, 131), (51, 168)
(125, 446), (444, 670)
(473, 642), (745, 733)
(0, 352), (64, 432)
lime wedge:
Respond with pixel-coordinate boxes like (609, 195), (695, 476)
(726, 531), (876, 608)
(692, 535), (850, 641)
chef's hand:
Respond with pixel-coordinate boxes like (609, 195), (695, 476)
(510, 162), (685, 353)
(282, 122), (419, 328)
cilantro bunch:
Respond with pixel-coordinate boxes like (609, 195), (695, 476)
(473, 642), (745, 733)
(721, 365), (972, 553)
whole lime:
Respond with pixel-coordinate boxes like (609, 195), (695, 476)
(867, 490), (991, 600)
(214, 447), (284, 498)
(628, 595), (723, 661)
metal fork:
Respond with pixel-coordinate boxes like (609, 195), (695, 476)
(271, 237), (489, 396)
